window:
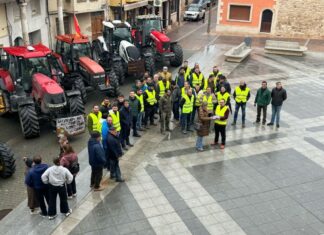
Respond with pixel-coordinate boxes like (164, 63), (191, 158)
(229, 5), (251, 21)
(170, 0), (177, 14)
(56, 17), (71, 35)
(30, 0), (41, 16)
(77, 0), (87, 2)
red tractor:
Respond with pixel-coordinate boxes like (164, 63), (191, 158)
(55, 34), (120, 99)
(132, 15), (183, 72)
(0, 44), (85, 138)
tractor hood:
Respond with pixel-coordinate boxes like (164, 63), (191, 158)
(150, 30), (170, 43)
(32, 73), (66, 106)
(79, 56), (105, 75)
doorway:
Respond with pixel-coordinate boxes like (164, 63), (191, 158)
(91, 12), (104, 40)
(260, 9), (273, 33)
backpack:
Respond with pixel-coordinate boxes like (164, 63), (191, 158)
(69, 160), (80, 174)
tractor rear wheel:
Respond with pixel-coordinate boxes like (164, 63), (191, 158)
(68, 95), (85, 116)
(73, 78), (87, 104)
(113, 61), (125, 85)
(18, 104), (40, 138)
(0, 143), (15, 178)
(170, 44), (183, 67)
(92, 39), (104, 63)
(107, 70), (120, 97)
(144, 55), (155, 76)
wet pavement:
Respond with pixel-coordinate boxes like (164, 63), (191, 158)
(2, 6), (324, 235)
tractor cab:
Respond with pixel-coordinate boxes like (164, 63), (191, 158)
(134, 15), (163, 46)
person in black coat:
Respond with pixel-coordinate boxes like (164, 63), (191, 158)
(106, 127), (124, 182)
(267, 81), (287, 128)
(88, 131), (106, 191)
(120, 100), (133, 150)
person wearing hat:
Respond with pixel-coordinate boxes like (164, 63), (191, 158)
(120, 100), (133, 150)
(159, 66), (172, 82)
(195, 102), (213, 151)
(106, 126), (124, 182)
(87, 131), (106, 191)
(143, 84), (157, 128)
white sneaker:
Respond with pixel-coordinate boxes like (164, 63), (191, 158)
(72, 193), (77, 197)
(65, 208), (72, 217)
(67, 196), (73, 200)
(48, 214), (58, 220)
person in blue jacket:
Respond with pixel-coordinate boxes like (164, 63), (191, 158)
(25, 156), (49, 216)
(101, 116), (113, 170)
(88, 131), (106, 191)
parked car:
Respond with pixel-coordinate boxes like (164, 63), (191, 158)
(183, 4), (206, 21)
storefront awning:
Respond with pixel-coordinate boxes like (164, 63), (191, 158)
(124, 0), (149, 11)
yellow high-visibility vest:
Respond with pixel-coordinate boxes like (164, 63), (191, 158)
(195, 92), (202, 106)
(135, 94), (144, 112)
(217, 91), (230, 102)
(88, 112), (102, 133)
(215, 105), (228, 125)
(145, 90), (157, 105)
(182, 94), (194, 113)
(203, 95), (214, 111)
(109, 110), (121, 132)
(235, 86), (250, 103)
(158, 81), (170, 97)
(191, 73), (204, 87)
(184, 67), (191, 81)
(210, 71), (223, 84)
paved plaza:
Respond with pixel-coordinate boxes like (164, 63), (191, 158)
(2, 34), (324, 235)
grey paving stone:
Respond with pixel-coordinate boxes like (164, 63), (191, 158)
(306, 125), (324, 132)
(304, 137), (324, 151)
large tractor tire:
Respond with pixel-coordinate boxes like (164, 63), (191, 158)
(144, 55), (155, 77)
(113, 61), (125, 85)
(92, 39), (104, 63)
(170, 44), (183, 67)
(0, 143), (15, 178)
(68, 95), (85, 116)
(73, 78), (87, 104)
(18, 104), (40, 138)
(107, 70), (120, 97)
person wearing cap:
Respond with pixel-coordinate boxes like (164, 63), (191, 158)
(171, 81), (181, 121)
(87, 131), (106, 191)
(216, 75), (231, 94)
(129, 91), (141, 137)
(99, 97), (111, 119)
(159, 66), (172, 82)
(87, 105), (102, 134)
(232, 80), (250, 128)
(135, 89), (145, 131)
(143, 84), (157, 128)
(159, 89), (172, 134)
(106, 126), (124, 182)
(196, 102), (213, 151)
(180, 89), (195, 134)
(213, 99), (230, 149)
(109, 104), (121, 133)
(120, 100), (133, 150)
(175, 67), (186, 88)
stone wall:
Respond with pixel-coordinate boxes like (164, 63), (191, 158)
(275, 0), (324, 38)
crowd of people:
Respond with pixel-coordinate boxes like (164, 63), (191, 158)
(23, 60), (287, 220)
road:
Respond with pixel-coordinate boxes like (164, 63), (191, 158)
(0, 9), (219, 213)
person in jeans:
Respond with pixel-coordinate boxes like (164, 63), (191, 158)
(25, 156), (49, 216)
(195, 102), (212, 151)
(41, 157), (73, 220)
(180, 89), (195, 134)
(214, 99), (230, 149)
(107, 127), (124, 182)
(135, 89), (145, 131)
(268, 82), (287, 128)
(232, 80), (250, 128)
(129, 91), (141, 137)
(254, 81), (271, 125)
(88, 131), (107, 191)
(60, 144), (78, 198)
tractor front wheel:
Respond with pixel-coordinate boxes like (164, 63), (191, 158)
(68, 95), (85, 116)
(0, 143), (15, 178)
(73, 78), (87, 104)
(170, 44), (183, 67)
(107, 70), (120, 97)
(18, 104), (40, 138)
